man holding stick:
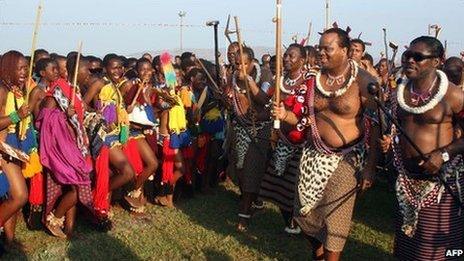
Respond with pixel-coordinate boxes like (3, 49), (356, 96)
(380, 36), (464, 261)
(229, 46), (272, 232)
(273, 28), (379, 260)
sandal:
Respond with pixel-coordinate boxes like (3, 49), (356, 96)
(124, 188), (144, 209)
(45, 212), (67, 239)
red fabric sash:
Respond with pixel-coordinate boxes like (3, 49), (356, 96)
(181, 145), (194, 184)
(28, 172), (44, 205)
(94, 146), (110, 214)
(123, 138), (143, 176)
(162, 138), (176, 184)
(194, 134), (211, 175)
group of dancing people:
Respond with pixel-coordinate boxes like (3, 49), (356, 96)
(1, 27), (464, 260)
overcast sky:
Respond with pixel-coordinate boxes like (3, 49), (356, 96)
(0, 0), (463, 60)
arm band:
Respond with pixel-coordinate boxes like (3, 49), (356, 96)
(8, 111), (21, 124)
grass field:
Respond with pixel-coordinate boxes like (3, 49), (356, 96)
(3, 179), (397, 260)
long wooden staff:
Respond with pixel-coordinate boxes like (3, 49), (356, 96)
(130, 80), (145, 107)
(273, 0), (282, 129)
(233, 17), (251, 98)
(382, 28), (390, 75)
(234, 16), (256, 134)
(20, 0), (43, 140)
(71, 41), (83, 106)
(196, 57), (222, 94)
(305, 21), (312, 45)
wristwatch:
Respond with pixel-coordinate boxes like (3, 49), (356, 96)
(441, 149), (450, 163)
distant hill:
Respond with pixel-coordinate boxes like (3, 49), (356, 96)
(129, 46), (274, 63)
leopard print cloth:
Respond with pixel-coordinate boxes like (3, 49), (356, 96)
(298, 144), (366, 216)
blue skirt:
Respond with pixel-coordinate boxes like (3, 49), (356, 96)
(170, 131), (191, 149)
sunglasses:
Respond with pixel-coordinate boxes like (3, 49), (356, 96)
(403, 51), (437, 62)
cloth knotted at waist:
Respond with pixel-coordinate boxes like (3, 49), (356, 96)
(392, 136), (464, 237)
(233, 120), (271, 169)
(298, 142), (366, 216)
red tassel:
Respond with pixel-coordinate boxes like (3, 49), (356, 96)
(162, 138), (176, 184)
(195, 134), (210, 174)
(94, 146), (110, 214)
(123, 138), (143, 176)
(181, 146), (194, 183)
(28, 172), (44, 205)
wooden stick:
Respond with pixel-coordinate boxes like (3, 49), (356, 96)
(195, 57), (222, 94)
(306, 21), (312, 45)
(274, 0), (282, 129)
(21, 0), (43, 140)
(71, 41), (83, 106)
(130, 80), (145, 107)
(382, 28), (390, 75)
(233, 16), (252, 103)
(325, 0), (330, 31)
(234, 16), (256, 134)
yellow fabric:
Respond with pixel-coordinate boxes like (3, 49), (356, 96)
(22, 150), (42, 178)
(204, 107), (221, 121)
(179, 86), (193, 108)
(99, 80), (130, 135)
(5, 92), (31, 134)
(168, 95), (187, 134)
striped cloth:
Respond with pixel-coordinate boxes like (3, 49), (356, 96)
(259, 150), (302, 212)
(394, 174), (464, 261)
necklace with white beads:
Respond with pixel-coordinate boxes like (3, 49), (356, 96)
(397, 70), (448, 114)
(315, 59), (358, 98)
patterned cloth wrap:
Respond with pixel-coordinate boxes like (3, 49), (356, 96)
(97, 78), (129, 145)
(83, 112), (107, 159)
(393, 137), (464, 237)
(390, 95), (464, 237)
(297, 74), (373, 216)
(233, 120), (270, 169)
(50, 79), (89, 156)
(298, 144), (366, 216)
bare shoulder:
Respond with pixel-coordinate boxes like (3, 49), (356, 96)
(444, 82), (464, 113)
(0, 85), (9, 105)
(356, 68), (377, 96)
(89, 77), (105, 90)
(29, 85), (44, 98)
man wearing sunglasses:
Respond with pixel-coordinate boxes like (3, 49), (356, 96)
(380, 36), (464, 260)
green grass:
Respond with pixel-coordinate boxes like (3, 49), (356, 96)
(3, 180), (396, 260)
